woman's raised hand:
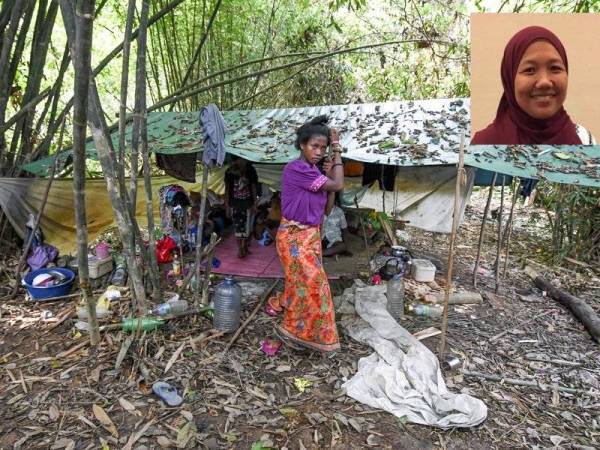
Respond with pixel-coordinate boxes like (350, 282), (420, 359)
(330, 128), (340, 144)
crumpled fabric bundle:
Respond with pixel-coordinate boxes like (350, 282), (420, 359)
(199, 103), (227, 167)
(339, 283), (487, 428)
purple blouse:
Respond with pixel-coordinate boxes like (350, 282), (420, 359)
(281, 160), (328, 226)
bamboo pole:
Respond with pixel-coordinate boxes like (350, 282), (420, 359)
(494, 176), (505, 294)
(71, 0), (100, 346)
(502, 178), (519, 279)
(438, 133), (465, 358)
(472, 172), (497, 287)
(137, 0), (160, 301)
(175, 0), (222, 95)
(194, 164), (210, 305)
(59, 0), (148, 313)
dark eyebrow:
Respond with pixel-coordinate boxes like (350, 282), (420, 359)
(519, 58), (565, 66)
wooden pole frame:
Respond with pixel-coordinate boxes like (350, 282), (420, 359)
(438, 133), (465, 358)
(472, 172), (496, 287)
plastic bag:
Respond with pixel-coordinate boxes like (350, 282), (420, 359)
(156, 236), (177, 263)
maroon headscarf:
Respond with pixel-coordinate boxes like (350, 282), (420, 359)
(472, 26), (581, 145)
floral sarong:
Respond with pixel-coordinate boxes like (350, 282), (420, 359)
(269, 218), (340, 352)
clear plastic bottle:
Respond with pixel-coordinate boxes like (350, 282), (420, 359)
(172, 254), (181, 276)
(150, 300), (189, 316)
(386, 275), (405, 321)
(111, 255), (128, 286)
(408, 303), (443, 318)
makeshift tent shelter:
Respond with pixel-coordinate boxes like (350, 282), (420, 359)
(4, 98), (472, 252)
(3, 98), (599, 254)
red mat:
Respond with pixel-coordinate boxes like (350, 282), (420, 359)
(211, 234), (284, 278)
(210, 234), (338, 279)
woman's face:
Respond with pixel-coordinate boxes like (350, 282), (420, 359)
(514, 40), (568, 120)
(300, 135), (328, 165)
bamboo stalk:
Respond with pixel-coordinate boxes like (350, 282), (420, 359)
(176, 0), (223, 94)
(502, 178), (519, 279)
(71, 0), (100, 346)
(472, 172), (496, 287)
(194, 164), (210, 305)
(137, 0), (160, 301)
(59, 0), (148, 313)
(494, 176), (505, 294)
(438, 133), (465, 358)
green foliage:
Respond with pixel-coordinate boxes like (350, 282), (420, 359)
(536, 184), (600, 264)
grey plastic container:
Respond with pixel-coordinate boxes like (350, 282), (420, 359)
(212, 277), (242, 332)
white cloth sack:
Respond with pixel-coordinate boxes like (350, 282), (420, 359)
(340, 283), (487, 428)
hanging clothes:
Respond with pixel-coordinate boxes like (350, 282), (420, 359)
(361, 162), (396, 191)
(155, 153), (198, 183)
(199, 103), (227, 167)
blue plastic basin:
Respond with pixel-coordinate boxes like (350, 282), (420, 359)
(22, 268), (75, 300)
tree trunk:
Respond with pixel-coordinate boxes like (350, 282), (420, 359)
(118, 0), (136, 184)
(10, 1), (58, 171)
(525, 266), (600, 342)
(0, 0), (26, 173)
(71, 0), (100, 346)
(137, 0), (161, 301)
(59, 0), (148, 313)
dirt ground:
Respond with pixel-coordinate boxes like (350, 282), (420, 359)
(1, 188), (599, 450)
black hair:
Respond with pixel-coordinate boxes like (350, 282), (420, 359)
(334, 191), (342, 206)
(294, 115), (331, 150)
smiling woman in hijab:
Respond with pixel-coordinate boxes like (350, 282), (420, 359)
(472, 25), (596, 145)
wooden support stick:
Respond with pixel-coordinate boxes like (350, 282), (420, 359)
(502, 178), (519, 279)
(438, 133), (465, 358)
(461, 369), (597, 396)
(494, 176), (505, 293)
(223, 279), (279, 353)
(193, 164), (210, 305)
(473, 172), (497, 287)
(354, 197), (369, 251)
(201, 232), (217, 306)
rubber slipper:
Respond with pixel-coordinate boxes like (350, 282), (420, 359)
(152, 381), (183, 406)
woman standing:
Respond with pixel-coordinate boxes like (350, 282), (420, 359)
(268, 116), (344, 352)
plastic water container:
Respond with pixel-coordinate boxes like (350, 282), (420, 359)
(386, 275), (405, 321)
(213, 277), (242, 332)
(411, 259), (436, 282)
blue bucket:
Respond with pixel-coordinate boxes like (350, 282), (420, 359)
(22, 268), (75, 300)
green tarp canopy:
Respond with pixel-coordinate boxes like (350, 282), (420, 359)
(20, 98), (470, 176)
(466, 145), (600, 187)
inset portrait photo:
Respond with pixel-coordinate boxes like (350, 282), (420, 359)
(470, 13), (600, 146)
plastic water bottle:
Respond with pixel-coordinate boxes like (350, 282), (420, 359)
(213, 277), (241, 332)
(150, 300), (189, 316)
(386, 275), (405, 321)
(172, 254), (181, 276)
(408, 303), (443, 318)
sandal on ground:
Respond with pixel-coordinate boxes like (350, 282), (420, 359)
(152, 381), (183, 406)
